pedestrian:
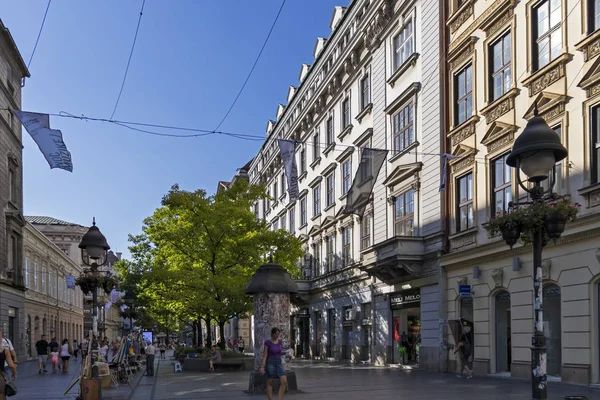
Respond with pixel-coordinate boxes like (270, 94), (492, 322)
(60, 339), (71, 373)
(238, 336), (245, 354)
(50, 346), (60, 374)
(159, 342), (166, 360)
(454, 336), (473, 379)
(35, 334), (49, 374)
(0, 329), (17, 400)
(0, 330), (17, 381)
(73, 340), (79, 360)
(81, 337), (88, 359)
(145, 342), (156, 376)
(233, 339), (238, 353)
(258, 327), (288, 400)
(209, 345), (221, 372)
(100, 341), (109, 362)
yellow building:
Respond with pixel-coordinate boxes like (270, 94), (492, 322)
(443, 0), (600, 385)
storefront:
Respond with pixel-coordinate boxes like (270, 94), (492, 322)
(390, 289), (421, 364)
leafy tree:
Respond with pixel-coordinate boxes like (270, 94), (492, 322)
(118, 179), (302, 348)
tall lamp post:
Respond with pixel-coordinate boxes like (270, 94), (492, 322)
(123, 288), (136, 334)
(505, 110), (567, 400)
(78, 218), (110, 366)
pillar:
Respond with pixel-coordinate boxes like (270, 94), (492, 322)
(245, 261), (299, 394)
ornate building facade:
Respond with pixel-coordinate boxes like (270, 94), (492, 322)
(244, 0), (446, 369)
(442, 0), (600, 385)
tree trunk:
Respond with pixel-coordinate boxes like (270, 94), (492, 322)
(192, 321), (197, 347)
(219, 321), (226, 350)
(203, 317), (211, 348)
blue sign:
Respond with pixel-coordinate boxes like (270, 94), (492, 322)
(65, 275), (75, 289)
(459, 285), (471, 297)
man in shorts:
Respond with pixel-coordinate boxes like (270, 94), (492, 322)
(35, 334), (49, 374)
(454, 337), (473, 379)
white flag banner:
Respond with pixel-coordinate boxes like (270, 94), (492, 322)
(12, 110), (73, 172)
(439, 154), (460, 192)
(277, 139), (299, 202)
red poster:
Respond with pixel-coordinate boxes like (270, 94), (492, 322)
(393, 318), (400, 342)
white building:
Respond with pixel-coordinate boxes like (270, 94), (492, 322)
(246, 0), (446, 368)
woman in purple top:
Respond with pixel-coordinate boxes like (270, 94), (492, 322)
(259, 327), (287, 400)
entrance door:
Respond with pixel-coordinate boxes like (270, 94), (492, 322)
(362, 326), (371, 361)
(343, 327), (352, 360)
(327, 309), (335, 358)
(495, 291), (511, 373)
(543, 284), (561, 377)
(315, 313), (321, 357)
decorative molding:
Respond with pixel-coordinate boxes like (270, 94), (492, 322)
(542, 260), (551, 280)
(447, 0), (474, 34)
(491, 268), (503, 287)
(575, 29), (600, 62)
(522, 54), (568, 97)
(388, 53), (420, 87)
(482, 8), (513, 36)
(448, 116), (479, 146)
(480, 121), (518, 153)
(578, 55), (600, 99)
(448, 36), (477, 70)
(449, 230), (477, 250)
(343, 51), (358, 75)
(523, 91), (569, 123)
(363, 0), (393, 52)
(481, 88), (518, 124)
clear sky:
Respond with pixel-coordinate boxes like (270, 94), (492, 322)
(1, 0), (346, 257)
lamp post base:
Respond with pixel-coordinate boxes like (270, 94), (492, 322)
(246, 371), (299, 395)
(531, 332), (547, 400)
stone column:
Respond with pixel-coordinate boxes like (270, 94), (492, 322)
(245, 261), (299, 394)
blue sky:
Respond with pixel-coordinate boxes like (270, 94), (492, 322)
(2, 0), (345, 257)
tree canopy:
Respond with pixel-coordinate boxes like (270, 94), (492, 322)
(115, 179), (303, 345)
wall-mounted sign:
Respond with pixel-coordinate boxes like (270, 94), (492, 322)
(390, 289), (420, 309)
(459, 285), (472, 297)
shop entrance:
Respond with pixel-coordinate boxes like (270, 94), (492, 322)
(362, 325), (371, 361)
(390, 288), (421, 365)
(495, 291), (511, 373)
(342, 326), (352, 360)
(315, 312), (322, 358)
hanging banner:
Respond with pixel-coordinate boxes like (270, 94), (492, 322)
(439, 153), (460, 192)
(65, 275), (75, 289)
(12, 110), (73, 172)
(277, 139), (299, 202)
(343, 148), (388, 218)
(110, 289), (121, 303)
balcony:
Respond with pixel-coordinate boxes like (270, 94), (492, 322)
(360, 236), (425, 285)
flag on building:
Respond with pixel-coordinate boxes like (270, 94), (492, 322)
(439, 153), (460, 192)
(110, 289), (121, 303)
(12, 110), (73, 172)
(65, 275), (75, 289)
(277, 139), (299, 202)
(343, 148), (388, 218)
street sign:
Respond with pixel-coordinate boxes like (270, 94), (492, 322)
(459, 285), (471, 297)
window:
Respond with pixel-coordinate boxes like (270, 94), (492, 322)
(289, 207), (295, 233)
(393, 20), (414, 71)
(25, 258), (29, 288)
(300, 149), (306, 173)
(326, 173), (335, 207)
(273, 220), (279, 231)
(49, 271), (55, 298)
(300, 197), (307, 225)
(280, 174), (286, 197)
(341, 226), (352, 266)
(313, 185), (321, 216)
(313, 242), (322, 277)
(313, 131), (320, 161)
(342, 98), (351, 129)
(454, 64), (473, 125)
(34, 263), (38, 291)
(394, 190), (415, 236)
(361, 215), (371, 249)
(490, 31), (512, 101)
(588, 0), (600, 32)
(326, 116), (334, 146)
(42, 266), (47, 294)
(456, 173), (474, 231)
(533, 0), (562, 71)
(591, 105), (600, 184)
(273, 182), (278, 201)
(280, 214), (287, 231)
(342, 158), (352, 195)
(361, 74), (371, 110)
(325, 234), (335, 273)
(393, 103), (414, 152)
(491, 154), (512, 215)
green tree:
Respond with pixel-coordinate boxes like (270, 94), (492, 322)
(121, 179), (302, 348)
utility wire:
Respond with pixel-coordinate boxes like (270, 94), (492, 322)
(212, 0), (287, 132)
(109, 0), (147, 121)
(27, 0), (52, 69)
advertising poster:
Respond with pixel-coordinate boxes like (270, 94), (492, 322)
(142, 331), (153, 344)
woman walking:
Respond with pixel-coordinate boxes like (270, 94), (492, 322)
(258, 327), (287, 400)
(60, 339), (71, 373)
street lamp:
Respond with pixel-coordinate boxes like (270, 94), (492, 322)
(78, 218), (110, 369)
(506, 110), (567, 400)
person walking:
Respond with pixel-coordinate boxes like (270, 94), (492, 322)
(60, 339), (71, 373)
(73, 340), (79, 360)
(238, 336), (245, 354)
(258, 327), (288, 400)
(0, 330), (16, 400)
(0, 330), (17, 381)
(145, 342), (156, 376)
(158, 342), (166, 360)
(99, 341), (109, 362)
(50, 346), (60, 374)
(35, 334), (49, 374)
(454, 337), (473, 379)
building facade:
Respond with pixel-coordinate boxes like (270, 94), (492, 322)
(441, 0), (600, 385)
(23, 222), (84, 360)
(245, 0), (446, 369)
(0, 19), (30, 361)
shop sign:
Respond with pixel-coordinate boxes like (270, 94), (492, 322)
(390, 289), (420, 308)
(297, 308), (310, 318)
(459, 285), (471, 297)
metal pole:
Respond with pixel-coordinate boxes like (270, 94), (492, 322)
(531, 183), (547, 399)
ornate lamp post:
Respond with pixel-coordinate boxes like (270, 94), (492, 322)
(505, 111), (567, 400)
(78, 218), (110, 365)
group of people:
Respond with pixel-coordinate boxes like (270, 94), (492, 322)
(225, 336), (245, 353)
(34, 335), (74, 374)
